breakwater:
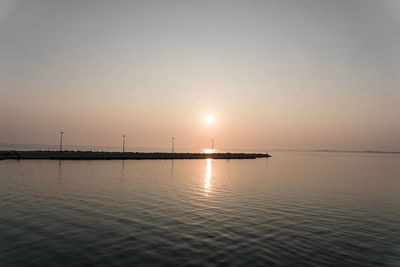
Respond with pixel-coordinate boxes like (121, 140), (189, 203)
(0, 151), (271, 160)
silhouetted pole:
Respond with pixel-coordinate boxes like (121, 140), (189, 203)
(122, 135), (126, 152)
(59, 132), (64, 152)
(172, 137), (175, 153)
(211, 139), (214, 153)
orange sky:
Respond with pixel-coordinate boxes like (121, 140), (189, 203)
(1, 1), (400, 151)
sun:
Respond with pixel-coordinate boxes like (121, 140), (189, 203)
(205, 115), (214, 124)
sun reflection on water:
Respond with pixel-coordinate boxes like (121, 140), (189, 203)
(205, 158), (212, 193)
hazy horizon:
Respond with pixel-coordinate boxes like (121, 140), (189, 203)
(1, 0), (400, 151)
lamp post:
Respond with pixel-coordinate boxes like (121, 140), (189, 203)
(172, 137), (175, 153)
(122, 135), (126, 152)
(211, 139), (214, 153)
(59, 132), (64, 152)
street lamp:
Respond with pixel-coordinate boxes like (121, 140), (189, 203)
(122, 135), (126, 152)
(59, 132), (64, 152)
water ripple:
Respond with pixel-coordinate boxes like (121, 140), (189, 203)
(1, 155), (400, 266)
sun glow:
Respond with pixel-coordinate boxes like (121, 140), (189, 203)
(205, 115), (214, 124)
(204, 148), (213, 153)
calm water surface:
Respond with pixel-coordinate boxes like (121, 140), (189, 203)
(1, 152), (400, 266)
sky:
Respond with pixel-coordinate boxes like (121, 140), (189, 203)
(1, 0), (400, 151)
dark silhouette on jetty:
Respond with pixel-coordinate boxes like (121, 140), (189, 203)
(0, 151), (271, 160)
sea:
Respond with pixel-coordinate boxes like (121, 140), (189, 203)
(1, 144), (399, 266)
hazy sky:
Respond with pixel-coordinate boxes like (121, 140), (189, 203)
(1, 0), (400, 151)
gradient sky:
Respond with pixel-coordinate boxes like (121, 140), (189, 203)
(1, 0), (400, 151)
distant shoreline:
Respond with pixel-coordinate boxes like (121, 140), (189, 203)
(276, 149), (400, 155)
(0, 151), (271, 160)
